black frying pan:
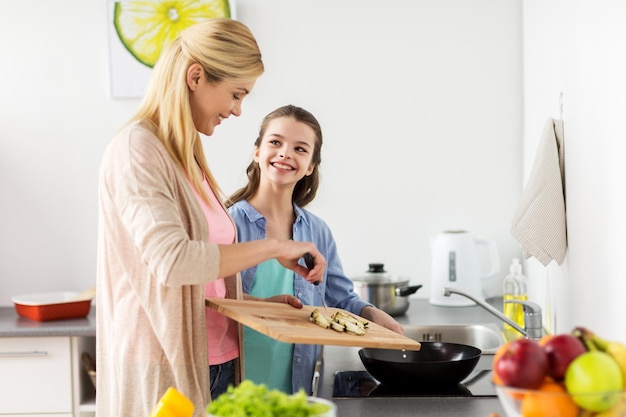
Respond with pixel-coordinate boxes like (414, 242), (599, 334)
(358, 342), (482, 387)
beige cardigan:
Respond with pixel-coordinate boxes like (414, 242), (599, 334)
(96, 122), (243, 417)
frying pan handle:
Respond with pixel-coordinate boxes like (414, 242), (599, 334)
(396, 285), (422, 297)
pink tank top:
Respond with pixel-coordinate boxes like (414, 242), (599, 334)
(189, 178), (238, 365)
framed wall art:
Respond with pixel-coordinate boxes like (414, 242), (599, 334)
(107, 0), (235, 98)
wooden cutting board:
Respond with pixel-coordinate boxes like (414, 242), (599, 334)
(206, 298), (421, 351)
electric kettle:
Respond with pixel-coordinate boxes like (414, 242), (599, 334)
(428, 230), (500, 306)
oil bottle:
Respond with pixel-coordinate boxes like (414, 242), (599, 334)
(502, 258), (528, 339)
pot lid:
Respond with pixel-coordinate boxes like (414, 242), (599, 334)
(351, 263), (407, 284)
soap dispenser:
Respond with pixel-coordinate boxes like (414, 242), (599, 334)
(502, 258), (528, 338)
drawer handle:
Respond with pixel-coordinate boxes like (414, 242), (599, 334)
(0, 350), (49, 358)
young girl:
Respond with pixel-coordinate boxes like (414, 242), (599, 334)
(226, 104), (402, 394)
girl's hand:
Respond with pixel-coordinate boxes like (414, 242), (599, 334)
(264, 294), (303, 309)
(242, 294), (302, 309)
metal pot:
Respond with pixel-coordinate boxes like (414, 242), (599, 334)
(358, 342), (482, 387)
(352, 263), (422, 316)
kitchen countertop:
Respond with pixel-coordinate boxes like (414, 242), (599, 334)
(0, 297), (508, 416)
(0, 304), (96, 337)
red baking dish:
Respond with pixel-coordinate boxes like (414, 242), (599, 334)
(12, 292), (92, 322)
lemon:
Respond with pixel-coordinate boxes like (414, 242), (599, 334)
(113, 0), (231, 68)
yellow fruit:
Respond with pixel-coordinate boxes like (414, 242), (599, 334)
(578, 326), (626, 389)
(113, 0), (231, 68)
(150, 387), (194, 417)
(593, 390), (626, 417)
(600, 341), (626, 388)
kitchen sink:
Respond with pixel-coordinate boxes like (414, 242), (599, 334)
(402, 323), (504, 354)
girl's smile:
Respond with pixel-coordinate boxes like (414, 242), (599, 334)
(255, 116), (316, 185)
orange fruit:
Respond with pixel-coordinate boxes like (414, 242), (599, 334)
(538, 334), (555, 347)
(520, 380), (578, 417)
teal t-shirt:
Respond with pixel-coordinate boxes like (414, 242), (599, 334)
(244, 259), (295, 392)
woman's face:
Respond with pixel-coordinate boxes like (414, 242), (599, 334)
(254, 116), (316, 188)
(187, 63), (256, 136)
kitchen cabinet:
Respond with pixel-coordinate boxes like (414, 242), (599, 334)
(0, 335), (95, 417)
(0, 308), (96, 417)
(0, 337), (72, 416)
(72, 336), (96, 417)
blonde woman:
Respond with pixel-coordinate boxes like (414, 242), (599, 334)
(96, 20), (326, 417)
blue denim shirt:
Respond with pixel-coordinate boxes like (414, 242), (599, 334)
(228, 200), (372, 394)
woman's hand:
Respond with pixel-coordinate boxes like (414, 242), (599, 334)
(274, 241), (327, 284)
(360, 306), (404, 335)
(217, 239), (326, 282)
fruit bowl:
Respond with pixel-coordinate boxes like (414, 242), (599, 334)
(495, 383), (626, 417)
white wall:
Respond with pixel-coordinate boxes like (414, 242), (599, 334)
(523, 0), (626, 342)
(0, 0), (523, 305)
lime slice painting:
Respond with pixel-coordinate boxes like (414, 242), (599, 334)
(114, 0), (232, 69)
(107, 0), (232, 97)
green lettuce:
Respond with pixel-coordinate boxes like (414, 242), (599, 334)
(206, 380), (330, 417)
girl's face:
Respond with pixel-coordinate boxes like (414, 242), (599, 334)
(255, 116), (317, 187)
(187, 63), (256, 136)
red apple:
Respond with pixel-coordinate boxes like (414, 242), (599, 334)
(542, 333), (587, 380)
(495, 338), (548, 389)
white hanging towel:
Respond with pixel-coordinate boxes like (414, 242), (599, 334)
(511, 118), (566, 265)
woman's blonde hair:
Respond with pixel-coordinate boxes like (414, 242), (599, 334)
(130, 18), (264, 204)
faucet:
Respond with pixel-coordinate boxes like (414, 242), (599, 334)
(442, 287), (543, 340)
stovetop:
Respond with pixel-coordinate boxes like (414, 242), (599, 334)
(333, 370), (497, 398)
